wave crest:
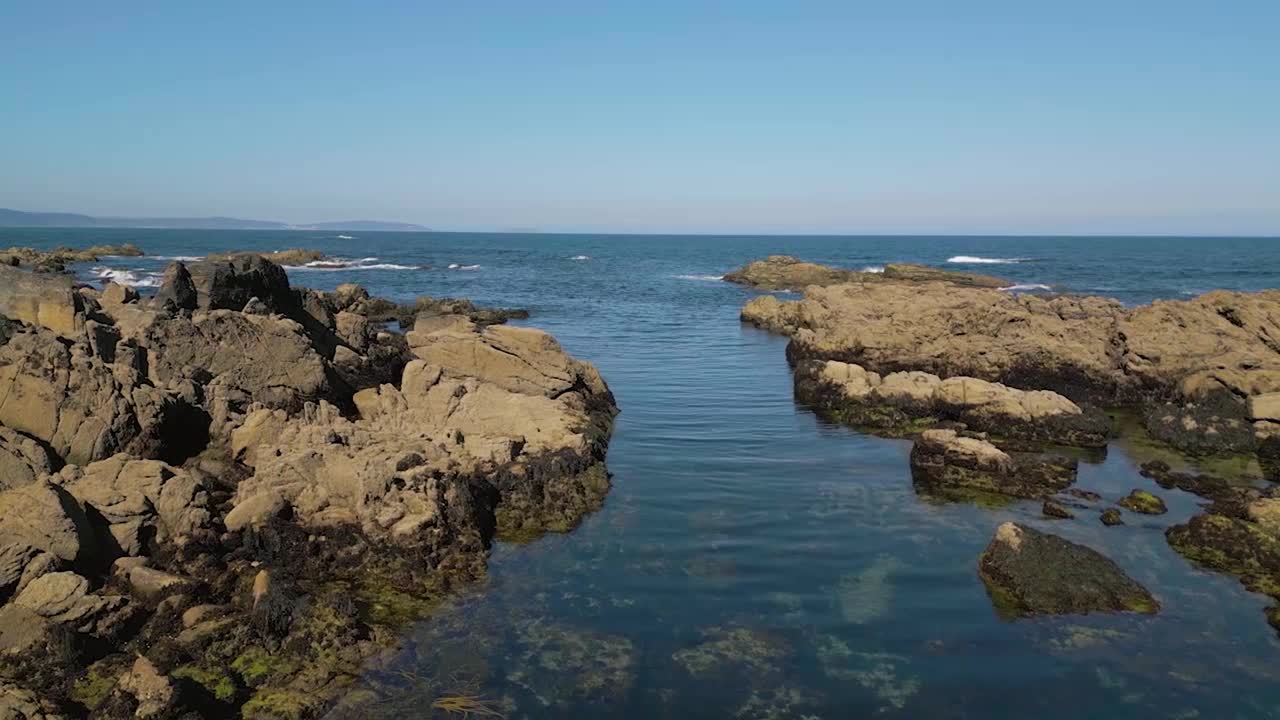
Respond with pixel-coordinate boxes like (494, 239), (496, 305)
(947, 255), (1027, 264)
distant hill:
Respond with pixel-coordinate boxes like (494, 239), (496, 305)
(0, 208), (429, 232)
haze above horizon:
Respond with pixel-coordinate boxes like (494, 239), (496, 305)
(3, 2), (1277, 236)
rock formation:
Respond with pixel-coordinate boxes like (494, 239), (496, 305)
(724, 255), (1008, 291)
(909, 429), (1078, 502)
(0, 243), (143, 273)
(736, 257), (1280, 473)
(978, 522), (1158, 617)
(0, 251), (617, 717)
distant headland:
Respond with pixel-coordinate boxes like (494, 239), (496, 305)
(0, 207), (430, 232)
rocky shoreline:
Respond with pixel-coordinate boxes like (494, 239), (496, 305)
(732, 255), (1280, 626)
(0, 251), (616, 717)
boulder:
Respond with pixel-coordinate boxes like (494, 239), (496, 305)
(1042, 499), (1074, 519)
(55, 455), (212, 558)
(0, 319), (195, 465)
(978, 522), (1158, 617)
(909, 430), (1077, 501)
(181, 254), (294, 312)
(116, 655), (175, 719)
(1100, 508), (1124, 526)
(12, 572), (129, 636)
(0, 265), (83, 337)
(0, 483), (92, 575)
(0, 427), (57, 490)
(141, 310), (334, 415)
(1117, 489), (1168, 515)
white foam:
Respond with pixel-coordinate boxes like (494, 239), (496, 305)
(999, 283), (1052, 292)
(337, 235), (355, 240)
(291, 256), (419, 272)
(569, 255), (590, 261)
(861, 265), (885, 273)
(947, 255), (1027, 264)
(152, 255), (203, 262)
(673, 274), (725, 281)
(91, 266), (163, 288)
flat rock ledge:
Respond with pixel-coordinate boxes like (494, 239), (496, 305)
(0, 251), (617, 718)
(796, 359), (1111, 448)
(978, 522), (1159, 618)
(723, 255), (1009, 291)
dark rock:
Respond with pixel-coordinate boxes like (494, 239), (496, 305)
(153, 262), (198, 311)
(1117, 489), (1168, 515)
(1042, 499), (1075, 519)
(1065, 488), (1102, 502)
(978, 522), (1158, 617)
(1101, 508), (1124, 526)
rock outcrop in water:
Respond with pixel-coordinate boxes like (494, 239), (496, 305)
(724, 255), (1009, 291)
(0, 252), (616, 717)
(909, 429), (1078, 502)
(0, 243), (143, 273)
(736, 257), (1280, 475)
(978, 522), (1159, 617)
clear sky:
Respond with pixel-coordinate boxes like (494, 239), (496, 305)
(2, 1), (1277, 235)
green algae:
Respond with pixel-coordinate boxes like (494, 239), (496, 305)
(674, 626), (789, 677)
(70, 659), (124, 712)
(1117, 489), (1168, 515)
(836, 555), (902, 624)
(173, 663), (238, 702)
(734, 686), (824, 720)
(508, 619), (634, 707)
(1110, 411), (1262, 482)
(241, 688), (316, 719)
(815, 637), (919, 712)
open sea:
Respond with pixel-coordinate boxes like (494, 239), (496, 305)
(6, 228), (1280, 719)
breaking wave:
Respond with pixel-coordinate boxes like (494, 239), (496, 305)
(673, 274), (724, 281)
(999, 283), (1053, 292)
(91, 266), (163, 288)
(292, 257), (419, 271)
(947, 255), (1027, 264)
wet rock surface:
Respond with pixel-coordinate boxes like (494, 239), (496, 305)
(724, 255), (1008, 291)
(909, 429), (1078, 502)
(977, 522), (1159, 617)
(0, 252), (618, 718)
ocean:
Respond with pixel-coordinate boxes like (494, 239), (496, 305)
(6, 228), (1280, 718)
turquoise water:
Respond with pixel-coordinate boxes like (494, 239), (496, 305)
(7, 229), (1280, 718)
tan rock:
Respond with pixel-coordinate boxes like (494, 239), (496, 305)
(118, 655), (175, 719)
(0, 428), (57, 491)
(1248, 392), (1280, 422)
(0, 265), (83, 337)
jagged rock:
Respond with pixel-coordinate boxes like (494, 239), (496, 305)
(0, 678), (65, 719)
(208, 248), (327, 267)
(1100, 508), (1124, 526)
(795, 359), (1110, 446)
(978, 522), (1158, 617)
(12, 572), (129, 636)
(125, 566), (195, 601)
(0, 428), (57, 490)
(0, 265), (83, 337)
(1117, 489), (1168, 515)
(0, 318), (197, 465)
(141, 310), (334, 415)
(54, 455), (212, 558)
(909, 430), (1077, 501)
(151, 262), (197, 311)
(1144, 394), (1257, 456)
(229, 321), (616, 553)
(180, 254), (295, 313)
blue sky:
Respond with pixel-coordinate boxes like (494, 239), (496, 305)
(2, 1), (1277, 234)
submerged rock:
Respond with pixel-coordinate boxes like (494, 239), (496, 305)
(1042, 499), (1075, 519)
(909, 430), (1077, 501)
(977, 522), (1158, 617)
